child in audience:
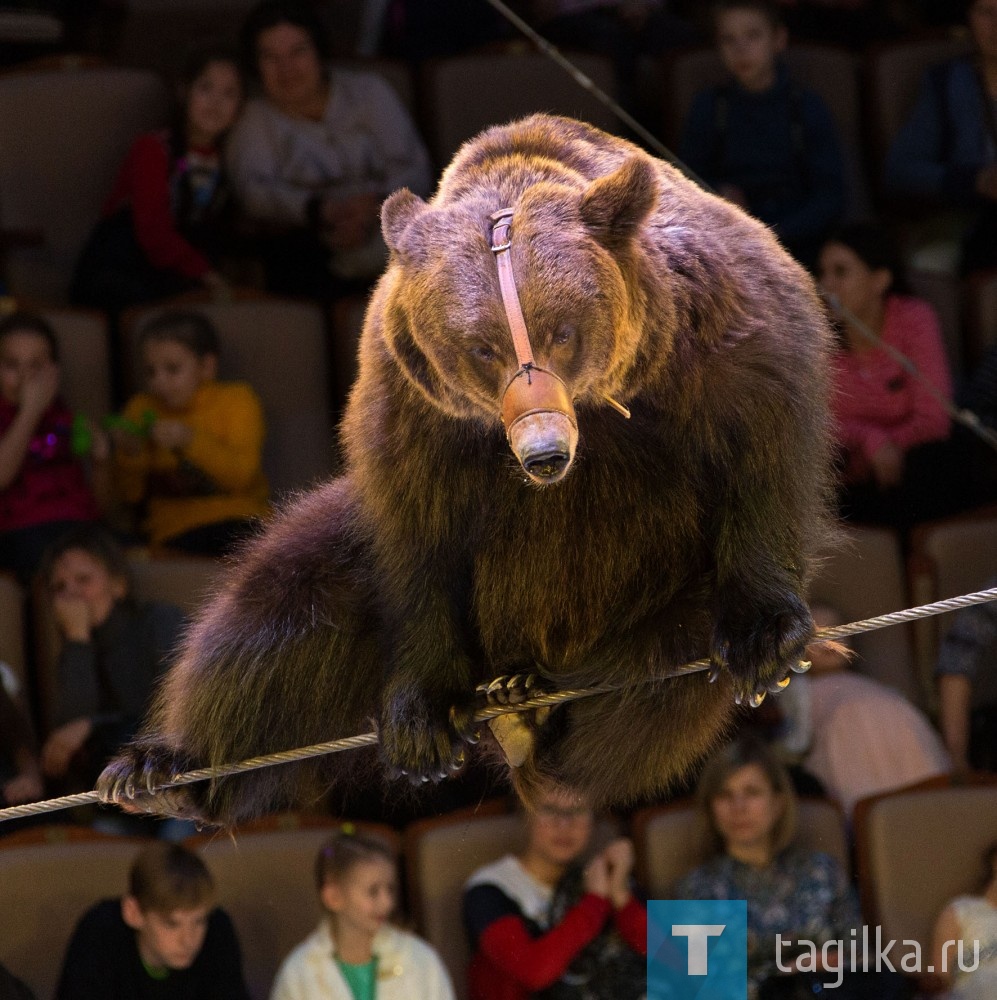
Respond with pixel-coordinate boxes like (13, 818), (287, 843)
(38, 525), (185, 793)
(928, 841), (997, 998)
(112, 310), (268, 556)
(270, 827), (455, 999)
(679, 0), (845, 268)
(56, 841), (250, 999)
(0, 311), (108, 583)
(463, 780), (646, 1000)
(817, 222), (956, 531)
(72, 44), (243, 313)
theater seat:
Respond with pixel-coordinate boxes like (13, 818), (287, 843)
(0, 827), (155, 1000)
(404, 801), (618, 1000)
(633, 795), (849, 900)
(853, 774), (997, 961)
(187, 814), (400, 1000)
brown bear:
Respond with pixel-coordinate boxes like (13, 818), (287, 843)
(97, 114), (836, 826)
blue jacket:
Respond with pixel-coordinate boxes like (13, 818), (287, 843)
(679, 61), (846, 257)
(884, 56), (997, 205)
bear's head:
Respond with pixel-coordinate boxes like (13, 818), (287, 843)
(380, 155), (658, 485)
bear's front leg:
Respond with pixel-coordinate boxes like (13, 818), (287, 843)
(377, 585), (480, 783)
(711, 573), (814, 704)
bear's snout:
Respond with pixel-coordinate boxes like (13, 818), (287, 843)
(508, 411), (578, 485)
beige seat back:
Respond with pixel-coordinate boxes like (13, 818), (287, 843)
(189, 817), (400, 1000)
(0, 67), (170, 302)
(40, 308), (112, 422)
(634, 796), (848, 900)
(0, 829), (154, 1000)
(122, 297), (335, 498)
(809, 525), (920, 704)
(405, 806), (619, 1000)
(854, 777), (997, 959)
(908, 514), (997, 706)
(420, 50), (618, 168)
(663, 43), (870, 218)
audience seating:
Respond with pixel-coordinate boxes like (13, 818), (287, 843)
(865, 32), (972, 172)
(0, 65), (169, 303)
(0, 571), (25, 689)
(0, 825), (155, 1000)
(112, 0), (255, 80)
(329, 291), (370, 417)
(853, 773), (997, 962)
(660, 43), (871, 220)
(632, 795), (849, 900)
(121, 295), (336, 499)
(809, 524), (921, 705)
(187, 813), (401, 1000)
(404, 800), (618, 1000)
(39, 307), (113, 422)
(31, 551), (223, 736)
(419, 48), (618, 168)
(966, 267), (997, 370)
(907, 511), (997, 705)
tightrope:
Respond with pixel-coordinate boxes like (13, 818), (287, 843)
(2, 586), (995, 825)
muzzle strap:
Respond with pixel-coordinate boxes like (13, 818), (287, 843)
(490, 208), (535, 371)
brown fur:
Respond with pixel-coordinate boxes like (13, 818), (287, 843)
(98, 115), (837, 825)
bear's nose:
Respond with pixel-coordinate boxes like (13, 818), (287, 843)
(523, 449), (570, 480)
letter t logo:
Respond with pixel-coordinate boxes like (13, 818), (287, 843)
(672, 924), (725, 975)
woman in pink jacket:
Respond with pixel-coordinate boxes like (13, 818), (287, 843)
(818, 222), (956, 532)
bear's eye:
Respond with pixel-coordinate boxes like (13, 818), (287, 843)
(472, 344), (497, 363)
(553, 326), (575, 347)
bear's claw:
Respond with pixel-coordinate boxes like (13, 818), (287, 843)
(712, 589), (814, 705)
(379, 687), (478, 785)
(97, 742), (208, 821)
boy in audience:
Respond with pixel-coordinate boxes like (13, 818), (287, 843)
(679, 0), (845, 269)
(55, 841), (249, 999)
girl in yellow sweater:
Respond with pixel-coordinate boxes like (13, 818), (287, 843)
(112, 310), (268, 556)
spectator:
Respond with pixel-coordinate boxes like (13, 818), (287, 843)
(55, 841), (250, 999)
(0, 311), (108, 584)
(936, 575), (997, 773)
(927, 841), (997, 998)
(0, 661), (42, 809)
(72, 44), (244, 314)
(675, 735), (912, 999)
(37, 524), (185, 793)
(228, 0), (433, 299)
(270, 827), (455, 999)
(777, 603), (951, 820)
(817, 222), (956, 530)
(111, 310), (268, 557)
(463, 779), (646, 1000)
(884, 0), (997, 277)
(679, 0), (845, 269)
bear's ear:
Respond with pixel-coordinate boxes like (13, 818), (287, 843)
(381, 188), (428, 258)
(579, 156), (658, 248)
